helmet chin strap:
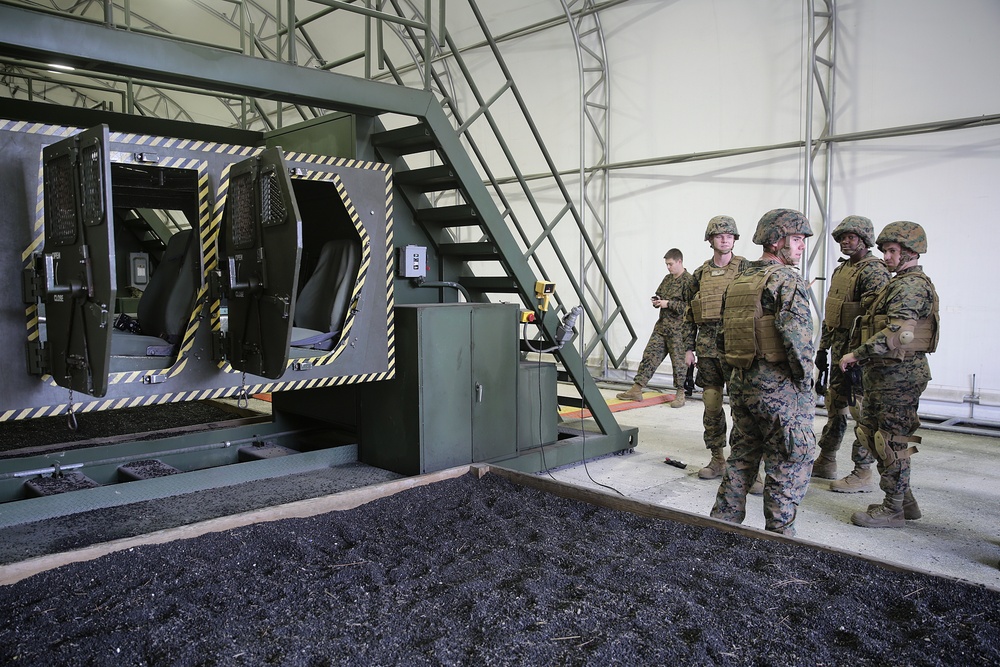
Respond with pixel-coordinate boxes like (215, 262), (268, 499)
(777, 244), (798, 266)
(891, 251), (919, 273)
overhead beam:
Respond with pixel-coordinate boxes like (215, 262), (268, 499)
(0, 4), (436, 120)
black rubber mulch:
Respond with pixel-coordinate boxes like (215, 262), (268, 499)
(0, 401), (258, 456)
(1, 471), (998, 666)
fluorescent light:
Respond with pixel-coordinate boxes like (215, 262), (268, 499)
(47, 63), (75, 71)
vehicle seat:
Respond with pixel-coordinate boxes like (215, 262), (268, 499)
(111, 229), (199, 358)
(290, 239), (361, 352)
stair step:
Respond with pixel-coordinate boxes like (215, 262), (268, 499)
(395, 165), (460, 192)
(438, 242), (500, 260)
(557, 396), (585, 408)
(460, 276), (520, 292)
(371, 123), (437, 155)
(416, 205), (480, 227)
(117, 459), (182, 482)
(24, 471), (100, 497)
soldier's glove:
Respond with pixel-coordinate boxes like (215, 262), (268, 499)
(683, 365), (695, 396)
(815, 348), (829, 396)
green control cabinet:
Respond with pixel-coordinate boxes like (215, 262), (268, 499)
(359, 303), (518, 475)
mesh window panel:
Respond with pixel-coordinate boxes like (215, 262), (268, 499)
(230, 171), (256, 250)
(46, 154), (77, 246)
(80, 144), (104, 226)
(261, 171), (286, 227)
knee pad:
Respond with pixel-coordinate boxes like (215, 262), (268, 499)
(854, 424), (873, 452)
(703, 386), (723, 415)
(873, 430), (891, 464)
(874, 430), (920, 466)
(825, 386), (852, 416)
(848, 397), (863, 422)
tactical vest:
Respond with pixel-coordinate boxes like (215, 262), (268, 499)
(824, 255), (881, 330)
(723, 264), (788, 370)
(690, 256), (744, 324)
(858, 271), (940, 360)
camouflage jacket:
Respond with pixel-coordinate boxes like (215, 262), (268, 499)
(721, 259), (815, 383)
(652, 270), (695, 337)
(820, 251), (890, 352)
(849, 265), (937, 384)
(685, 256), (749, 358)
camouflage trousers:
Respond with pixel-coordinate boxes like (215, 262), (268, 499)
(710, 361), (817, 536)
(632, 321), (688, 390)
(817, 343), (874, 467)
(694, 356), (730, 450)
(859, 370), (927, 497)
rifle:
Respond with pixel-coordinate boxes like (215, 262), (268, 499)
(815, 348), (829, 396)
(845, 363), (864, 407)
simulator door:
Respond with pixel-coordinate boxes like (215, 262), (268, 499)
(223, 147), (302, 380)
(40, 125), (116, 397)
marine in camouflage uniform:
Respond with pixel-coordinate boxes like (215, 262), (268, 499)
(710, 209), (816, 536)
(813, 216), (890, 491)
(617, 248), (695, 407)
(683, 216), (749, 478)
(840, 221), (939, 528)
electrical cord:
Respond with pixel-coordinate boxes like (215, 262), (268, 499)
(524, 303), (622, 495)
(575, 302), (624, 497)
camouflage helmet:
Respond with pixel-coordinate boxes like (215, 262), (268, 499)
(704, 215), (740, 241)
(876, 221), (927, 254)
(831, 215), (876, 247)
(751, 208), (814, 246)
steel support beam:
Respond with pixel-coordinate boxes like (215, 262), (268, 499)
(0, 4), (435, 120)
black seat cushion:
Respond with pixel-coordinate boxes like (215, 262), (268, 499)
(292, 239), (361, 350)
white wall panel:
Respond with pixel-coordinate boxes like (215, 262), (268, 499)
(463, 0), (1000, 409)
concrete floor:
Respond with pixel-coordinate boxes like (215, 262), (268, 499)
(548, 386), (1000, 591)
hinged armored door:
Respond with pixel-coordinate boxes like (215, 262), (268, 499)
(40, 125), (116, 397)
(222, 147), (303, 379)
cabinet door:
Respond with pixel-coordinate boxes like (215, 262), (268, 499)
(471, 304), (517, 461)
(418, 306), (473, 472)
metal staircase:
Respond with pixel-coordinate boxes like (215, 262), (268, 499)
(370, 107), (638, 465)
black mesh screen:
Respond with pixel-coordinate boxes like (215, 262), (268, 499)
(80, 143), (104, 226)
(230, 171), (256, 250)
(261, 171), (286, 227)
(46, 154), (77, 246)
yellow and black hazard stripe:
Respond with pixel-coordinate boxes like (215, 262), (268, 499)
(383, 164), (396, 380)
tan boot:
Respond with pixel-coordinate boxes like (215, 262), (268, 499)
(852, 494), (904, 528)
(749, 474), (764, 496)
(698, 447), (726, 479)
(811, 451), (838, 479)
(869, 489), (921, 520)
(668, 393), (685, 408)
(616, 383), (643, 401)
(830, 466), (876, 493)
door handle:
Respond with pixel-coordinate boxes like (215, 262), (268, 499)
(44, 250), (90, 299)
(475, 382), (484, 403)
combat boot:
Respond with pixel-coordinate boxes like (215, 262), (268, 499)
(811, 450), (838, 479)
(830, 465), (875, 493)
(749, 474), (764, 496)
(668, 394), (685, 408)
(698, 447), (726, 479)
(869, 489), (921, 520)
(616, 383), (643, 402)
(852, 494), (904, 528)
